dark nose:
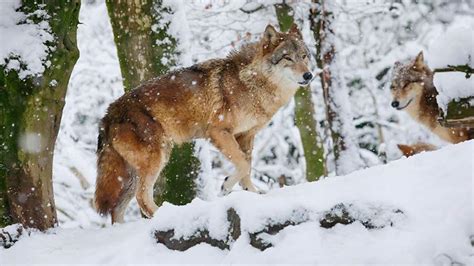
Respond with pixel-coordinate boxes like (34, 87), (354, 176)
(303, 72), (313, 81)
(391, 101), (399, 108)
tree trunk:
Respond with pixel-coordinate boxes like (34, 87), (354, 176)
(274, 3), (326, 182)
(310, 0), (364, 175)
(0, 0), (81, 230)
(106, 0), (199, 206)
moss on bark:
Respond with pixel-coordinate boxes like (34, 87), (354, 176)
(274, 3), (326, 181)
(0, 0), (81, 230)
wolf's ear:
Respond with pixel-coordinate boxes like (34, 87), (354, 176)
(289, 23), (302, 38)
(412, 51), (425, 70)
(263, 24), (279, 46)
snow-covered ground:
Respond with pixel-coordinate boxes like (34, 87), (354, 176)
(1, 0), (472, 263)
(2, 141), (473, 264)
(49, 0), (473, 229)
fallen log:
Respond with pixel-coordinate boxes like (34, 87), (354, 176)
(154, 203), (405, 251)
(1, 224), (24, 249)
(154, 208), (241, 251)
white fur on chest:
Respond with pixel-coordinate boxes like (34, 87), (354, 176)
(405, 102), (420, 121)
(274, 85), (297, 104)
(233, 112), (259, 134)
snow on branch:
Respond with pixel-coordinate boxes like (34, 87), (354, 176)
(0, 0), (54, 79)
(240, 5), (265, 14)
(434, 64), (473, 79)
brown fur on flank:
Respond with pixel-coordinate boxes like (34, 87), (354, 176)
(397, 143), (437, 157)
(390, 52), (473, 143)
(94, 24), (312, 223)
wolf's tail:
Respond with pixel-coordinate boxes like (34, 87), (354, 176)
(94, 126), (136, 223)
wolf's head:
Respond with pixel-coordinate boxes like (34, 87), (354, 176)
(390, 52), (433, 110)
(259, 24), (312, 87)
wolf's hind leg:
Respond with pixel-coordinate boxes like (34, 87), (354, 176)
(111, 121), (171, 218)
(111, 168), (137, 224)
(135, 153), (170, 218)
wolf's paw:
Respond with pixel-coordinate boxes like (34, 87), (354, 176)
(241, 184), (265, 194)
(219, 176), (232, 197)
(219, 188), (232, 197)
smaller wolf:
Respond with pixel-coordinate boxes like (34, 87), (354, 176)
(390, 52), (472, 143)
(95, 24), (313, 223)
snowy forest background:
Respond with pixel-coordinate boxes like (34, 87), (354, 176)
(0, 0), (473, 264)
(45, 0), (472, 228)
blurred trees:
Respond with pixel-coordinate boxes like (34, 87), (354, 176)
(106, 0), (199, 206)
(0, 0), (81, 230)
(274, 3), (326, 181)
(310, 0), (365, 175)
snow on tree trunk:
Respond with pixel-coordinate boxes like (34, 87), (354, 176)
(310, 0), (364, 175)
(274, 3), (326, 182)
(0, 0), (81, 230)
(105, 0), (199, 206)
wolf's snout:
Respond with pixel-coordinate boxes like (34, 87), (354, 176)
(303, 72), (313, 81)
(391, 101), (400, 108)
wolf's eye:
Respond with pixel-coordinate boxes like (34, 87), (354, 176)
(283, 55), (293, 62)
(302, 54), (307, 59)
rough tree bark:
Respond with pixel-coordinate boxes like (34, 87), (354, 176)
(310, 0), (364, 175)
(105, 0), (199, 206)
(0, 0), (81, 230)
(274, 2), (326, 181)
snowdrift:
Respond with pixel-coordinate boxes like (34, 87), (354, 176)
(1, 141), (473, 264)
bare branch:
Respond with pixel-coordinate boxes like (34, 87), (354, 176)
(240, 4), (265, 14)
(434, 64), (473, 78)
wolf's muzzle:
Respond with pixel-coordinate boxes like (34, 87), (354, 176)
(298, 72), (313, 85)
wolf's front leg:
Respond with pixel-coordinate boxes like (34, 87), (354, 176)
(208, 128), (253, 193)
(235, 132), (259, 192)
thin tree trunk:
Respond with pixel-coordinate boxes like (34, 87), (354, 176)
(0, 0), (81, 230)
(274, 3), (326, 182)
(106, 0), (199, 206)
(310, 0), (364, 175)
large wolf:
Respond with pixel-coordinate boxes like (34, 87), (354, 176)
(94, 24), (312, 223)
(390, 52), (472, 144)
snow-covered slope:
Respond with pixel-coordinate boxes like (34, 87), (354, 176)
(2, 141), (473, 264)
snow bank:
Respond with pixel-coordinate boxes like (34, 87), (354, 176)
(426, 17), (474, 112)
(0, 0), (54, 79)
(2, 141), (472, 264)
